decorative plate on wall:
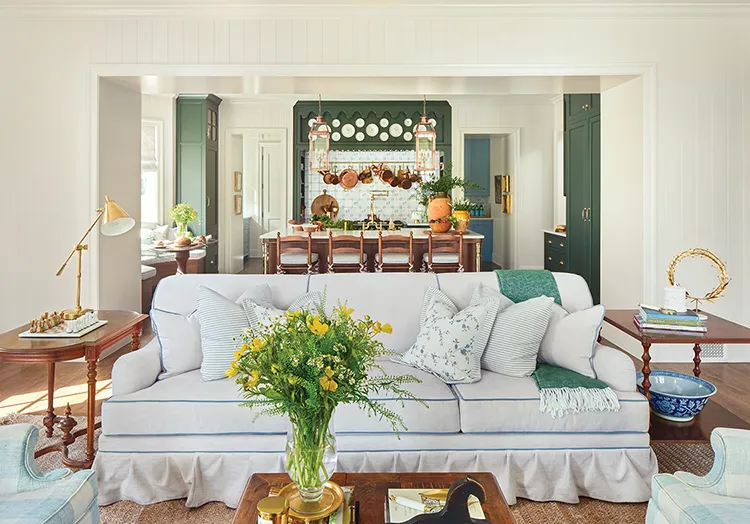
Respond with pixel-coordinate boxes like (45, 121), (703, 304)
(341, 124), (355, 138)
(404, 118), (412, 127)
(308, 118), (316, 128)
(389, 123), (403, 137)
(355, 118), (365, 128)
(331, 132), (341, 141)
(379, 118), (389, 127)
(403, 131), (413, 141)
(355, 132), (365, 141)
(379, 132), (389, 141)
(366, 123), (379, 137)
(332, 118), (340, 127)
(428, 118), (437, 128)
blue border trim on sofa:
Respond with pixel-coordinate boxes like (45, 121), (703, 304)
(451, 388), (647, 403)
(98, 445), (652, 454)
(105, 396), (455, 403)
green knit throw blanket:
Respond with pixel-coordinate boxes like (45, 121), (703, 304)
(494, 269), (619, 417)
(494, 269), (563, 307)
(533, 364), (620, 418)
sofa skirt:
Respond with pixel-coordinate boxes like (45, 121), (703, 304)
(95, 432), (657, 508)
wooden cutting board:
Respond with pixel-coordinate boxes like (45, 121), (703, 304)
(310, 189), (339, 218)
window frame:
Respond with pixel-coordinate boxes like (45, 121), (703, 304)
(141, 118), (165, 225)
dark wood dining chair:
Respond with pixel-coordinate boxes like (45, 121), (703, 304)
(276, 232), (318, 274)
(424, 231), (464, 273)
(328, 231), (366, 273)
(377, 231), (414, 273)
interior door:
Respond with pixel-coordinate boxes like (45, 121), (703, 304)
(260, 141), (286, 240)
(565, 118), (591, 287)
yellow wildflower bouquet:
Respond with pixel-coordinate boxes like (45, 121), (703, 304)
(229, 301), (422, 499)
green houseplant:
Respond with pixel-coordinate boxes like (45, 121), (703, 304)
(228, 302), (421, 506)
(451, 199), (473, 233)
(168, 203), (200, 238)
(416, 164), (483, 220)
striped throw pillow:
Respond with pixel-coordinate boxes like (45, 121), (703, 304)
(474, 285), (555, 377)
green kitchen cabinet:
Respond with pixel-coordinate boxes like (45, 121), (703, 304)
(176, 94), (222, 273)
(464, 136), (491, 198)
(565, 94), (600, 125)
(564, 94), (600, 303)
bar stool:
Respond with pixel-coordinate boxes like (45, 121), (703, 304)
(424, 231), (464, 273)
(376, 231), (414, 273)
(276, 232), (319, 274)
(328, 231), (366, 273)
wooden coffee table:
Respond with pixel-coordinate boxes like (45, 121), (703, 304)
(233, 472), (515, 523)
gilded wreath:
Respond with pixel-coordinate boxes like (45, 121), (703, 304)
(667, 248), (730, 310)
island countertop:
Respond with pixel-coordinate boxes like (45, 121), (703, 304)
(260, 227), (485, 273)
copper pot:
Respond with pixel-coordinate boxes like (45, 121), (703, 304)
(400, 179), (412, 190)
(323, 173), (334, 184)
(330, 174), (339, 185)
(358, 167), (370, 181)
(381, 166), (394, 182)
(339, 168), (359, 190)
(389, 177), (400, 187)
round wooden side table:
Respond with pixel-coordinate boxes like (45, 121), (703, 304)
(0, 310), (148, 469)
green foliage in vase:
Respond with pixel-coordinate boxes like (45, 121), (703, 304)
(229, 299), (424, 492)
(168, 203), (200, 234)
(310, 214), (356, 231)
(451, 199), (474, 212)
(415, 163), (483, 207)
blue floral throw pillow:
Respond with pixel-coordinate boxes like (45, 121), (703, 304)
(397, 287), (500, 384)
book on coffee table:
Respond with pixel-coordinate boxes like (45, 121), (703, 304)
(386, 488), (486, 523)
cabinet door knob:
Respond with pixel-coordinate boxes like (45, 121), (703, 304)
(559, 242), (564, 248)
(582, 103), (591, 110)
(559, 260), (564, 265)
(207, 196), (211, 208)
(547, 240), (552, 244)
(548, 256), (552, 261)
(581, 208), (585, 220)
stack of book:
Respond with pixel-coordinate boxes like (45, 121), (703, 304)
(634, 306), (707, 333)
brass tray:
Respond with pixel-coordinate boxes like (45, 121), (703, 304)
(277, 481), (345, 521)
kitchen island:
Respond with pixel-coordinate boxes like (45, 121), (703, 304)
(260, 228), (485, 273)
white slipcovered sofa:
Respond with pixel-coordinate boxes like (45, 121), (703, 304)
(96, 272), (656, 508)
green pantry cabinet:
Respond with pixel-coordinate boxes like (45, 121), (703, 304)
(464, 136), (493, 262)
(564, 94), (600, 303)
(176, 94), (221, 273)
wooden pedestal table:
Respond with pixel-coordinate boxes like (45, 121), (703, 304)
(153, 240), (217, 275)
(0, 310), (148, 468)
(234, 472), (515, 524)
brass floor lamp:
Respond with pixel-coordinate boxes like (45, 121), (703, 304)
(56, 196), (135, 320)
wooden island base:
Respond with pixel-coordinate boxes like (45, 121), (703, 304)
(262, 230), (484, 274)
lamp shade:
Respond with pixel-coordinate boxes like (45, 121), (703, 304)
(100, 195), (135, 237)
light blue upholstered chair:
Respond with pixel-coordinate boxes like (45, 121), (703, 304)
(647, 427), (750, 523)
(0, 423), (100, 524)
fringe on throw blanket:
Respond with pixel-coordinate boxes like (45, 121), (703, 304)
(539, 386), (621, 419)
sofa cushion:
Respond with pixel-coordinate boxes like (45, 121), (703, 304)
(334, 360), (459, 434)
(104, 362), (458, 436)
(453, 370), (650, 433)
(308, 273), (439, 354)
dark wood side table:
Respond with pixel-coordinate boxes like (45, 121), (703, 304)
(233, 472), (515, 524)
(0, 310), (148, 468)
(604, 310), (750, 399)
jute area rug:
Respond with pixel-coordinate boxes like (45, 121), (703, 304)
(1, 414), (714, 524)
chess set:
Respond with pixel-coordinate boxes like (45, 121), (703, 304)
(19, 310), (108, 339)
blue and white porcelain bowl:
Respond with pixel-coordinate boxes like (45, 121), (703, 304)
(636, 370), (717, 422)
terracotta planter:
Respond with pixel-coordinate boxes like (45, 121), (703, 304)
(429, 221), (452, 234)
(453, 210), (470, 233)
(427, 193), (452, 221)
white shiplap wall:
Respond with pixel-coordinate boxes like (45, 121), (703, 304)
(1, 7), (749, 364)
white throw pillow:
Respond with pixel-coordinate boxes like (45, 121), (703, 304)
(538, 303), (605, 379)
(155, 284), (273, 381)
(472, 284), (555, 377)
(152, 224), (170, 242)
(398, 287), (500, 384)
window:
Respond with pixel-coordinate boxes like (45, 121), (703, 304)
(141, 120), (163, 224)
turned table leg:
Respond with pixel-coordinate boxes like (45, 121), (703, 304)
(693, 343), (702, 377)
(43, 363), (56, 437)
(59, 403), (77, 446)
(641, 342), (652, 400)
(86, 357), (98, 464)
(131, 324), (142, 351)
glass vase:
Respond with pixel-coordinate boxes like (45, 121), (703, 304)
(284, 414), (337, 504)
(176, 222), (188, 237)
